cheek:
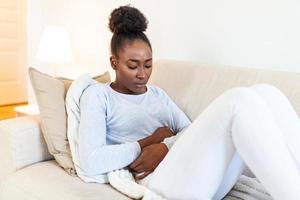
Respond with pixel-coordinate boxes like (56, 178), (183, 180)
(119, 69), (136, 81)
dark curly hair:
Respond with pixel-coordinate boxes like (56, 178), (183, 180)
(109, 5), (152, 58)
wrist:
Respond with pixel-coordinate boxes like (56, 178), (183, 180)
(160, 142), (169, 151)
(138, 135), (154, 149)
(137, 140), (146, 149)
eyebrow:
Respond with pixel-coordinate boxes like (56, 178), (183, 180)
(127, 58), (152, 63)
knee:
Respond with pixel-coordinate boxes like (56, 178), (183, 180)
(251, 83), (285, 97)
(222, 86), (264, 109)
(222, 87), (257, 103)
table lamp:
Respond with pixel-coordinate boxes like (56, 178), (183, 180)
(36, 25), (72, 76)
(14, 26), (72, 116)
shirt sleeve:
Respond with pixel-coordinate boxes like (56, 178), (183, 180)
(162, 127), (189, 149)
(78, 85), (141, 176)
(158, 88), (192, 149)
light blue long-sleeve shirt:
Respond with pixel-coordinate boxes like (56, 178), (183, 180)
(79, 83), (191, 178)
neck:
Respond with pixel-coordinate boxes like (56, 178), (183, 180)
(110, 81), (133, 94)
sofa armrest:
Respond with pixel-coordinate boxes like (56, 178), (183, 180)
(0, 116), (53, 183)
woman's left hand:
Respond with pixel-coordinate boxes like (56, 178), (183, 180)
(129, 143), (168, 180)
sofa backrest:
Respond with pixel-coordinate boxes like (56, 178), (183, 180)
(149, 59), (300, 121)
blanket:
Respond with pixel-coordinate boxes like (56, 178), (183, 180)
(224, 175), (272, 200)
(66, 74), (272, 200)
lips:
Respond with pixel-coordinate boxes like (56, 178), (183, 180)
(134, 83), (146, 90)
(135, 84), (145, 88)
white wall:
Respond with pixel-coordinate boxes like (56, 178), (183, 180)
(27, 0), (300, 102)
(27, 0), (44, 103)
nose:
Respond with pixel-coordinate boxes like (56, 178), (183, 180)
(136, 67), (146, 79)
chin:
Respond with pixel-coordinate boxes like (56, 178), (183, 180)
(132, 85), (147, 94)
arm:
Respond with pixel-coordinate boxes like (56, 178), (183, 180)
(78, 87), (141, 176)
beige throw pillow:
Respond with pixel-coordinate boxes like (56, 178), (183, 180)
(29, 68), (111, 175)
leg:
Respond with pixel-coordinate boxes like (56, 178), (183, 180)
(231, 85), (300, 200)
(143, 86), (300, 200)
(250, 84), (300, 167)
(144, 87), (249, 199)
(212, 151), (246, 200)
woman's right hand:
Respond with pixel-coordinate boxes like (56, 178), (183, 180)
(138, 127), (174, 149)
(129, 143), (169, 180)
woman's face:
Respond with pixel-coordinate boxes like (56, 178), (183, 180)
(110, 39), (152, 95)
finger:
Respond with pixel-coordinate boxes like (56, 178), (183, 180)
(131, 159), (147, 172)
(132, 164), (147, 173)
(129, 154), (145, 169)
(135, 171), (151, 181)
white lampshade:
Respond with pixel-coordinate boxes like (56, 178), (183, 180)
(36, 25), (72, 63)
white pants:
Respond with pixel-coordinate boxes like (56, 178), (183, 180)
(141, 84), (300, 200)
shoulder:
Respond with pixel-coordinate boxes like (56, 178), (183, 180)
(81, 83), (109, 103)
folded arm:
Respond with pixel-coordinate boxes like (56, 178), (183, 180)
(79, 87), (141, 176)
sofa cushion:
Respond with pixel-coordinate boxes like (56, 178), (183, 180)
(29, 68), (111, 175)
(0, 161), (130, 200)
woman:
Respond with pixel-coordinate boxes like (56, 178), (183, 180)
(79, 5), (300, 199)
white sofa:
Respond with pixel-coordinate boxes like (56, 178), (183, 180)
(1, 60), (300, 199)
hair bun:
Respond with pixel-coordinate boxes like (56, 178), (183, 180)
(109, 5), (148, 34)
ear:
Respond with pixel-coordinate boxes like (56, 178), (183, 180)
(110, 56), (118, 70)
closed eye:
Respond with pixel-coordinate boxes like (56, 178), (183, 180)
(128, 65), (138, 69)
